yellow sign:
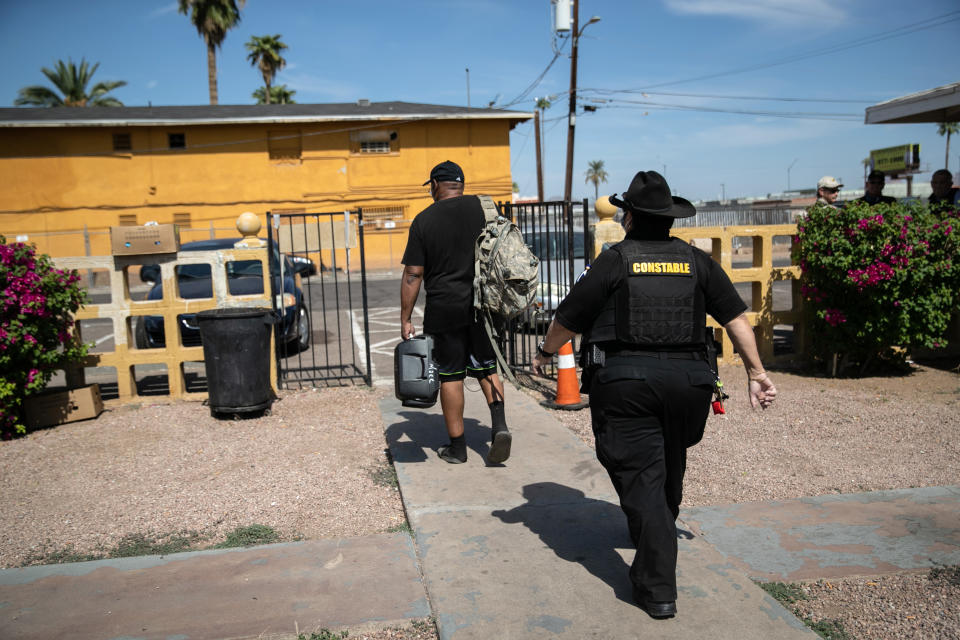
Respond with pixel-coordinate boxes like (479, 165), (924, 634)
(870, 144), (920, 174)
(630, 261), (692, 275)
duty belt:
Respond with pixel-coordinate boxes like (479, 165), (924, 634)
(605, 349), (704, 361)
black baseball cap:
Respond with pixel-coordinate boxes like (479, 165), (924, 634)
(422, 160), (464, 186)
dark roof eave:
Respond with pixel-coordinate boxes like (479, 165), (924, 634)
(0, 103), (534, 128)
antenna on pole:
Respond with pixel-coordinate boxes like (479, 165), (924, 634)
(466, 67), (471, 108)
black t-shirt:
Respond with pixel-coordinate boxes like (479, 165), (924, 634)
(555, 239), (747, 336)
(402, 194), (485, 332)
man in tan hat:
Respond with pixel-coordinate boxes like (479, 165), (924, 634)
(816, 176), (843, 208)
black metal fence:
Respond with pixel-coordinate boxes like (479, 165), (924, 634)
(499, 199), (591, 378)
(267, 210), (372, 388)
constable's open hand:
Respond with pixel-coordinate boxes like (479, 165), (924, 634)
(401, 320), (415, 341)
(748, 373), (777, 410)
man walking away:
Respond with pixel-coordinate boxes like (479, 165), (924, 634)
(400, 161), (512, 465)
(533, 170), (777, 619)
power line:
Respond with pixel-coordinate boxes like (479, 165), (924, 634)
(580, 88), (874, 104)
(499, 38), (569, 109)
(599, 101), (861, 121)
(635, 10), (960, 90)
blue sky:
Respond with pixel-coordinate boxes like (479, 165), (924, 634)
(2, 0), (958, 202)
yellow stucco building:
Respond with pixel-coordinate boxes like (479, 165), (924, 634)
(0, 102), (532, 269)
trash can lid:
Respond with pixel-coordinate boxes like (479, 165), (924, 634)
(197, 307), (272, 319)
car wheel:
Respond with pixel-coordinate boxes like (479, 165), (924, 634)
(135, 318), (150, 349)
(295, 303), (311, 351)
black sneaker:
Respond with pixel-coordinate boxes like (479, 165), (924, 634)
(438, 445), (466, 464)
(487, 428), (512, 464)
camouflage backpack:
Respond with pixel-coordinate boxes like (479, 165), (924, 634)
(473, 195), (539, 320)
(473, 195), (539, 382)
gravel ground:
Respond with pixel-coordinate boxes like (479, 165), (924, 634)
(0, 385), (406, 568)
(542, 361), (960, 639)
(2, 362), (958, 639)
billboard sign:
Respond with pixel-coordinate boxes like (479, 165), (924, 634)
(870, 144), (921, 174)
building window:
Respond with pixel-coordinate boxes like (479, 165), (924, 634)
(173, 212), (192, 229)
(360, 140), (391, 154)
(118, 214), (138, 226)
(268, 130), (302, 161)
(168, 133), (186, 149)
(350, 130), (398, 154)
(362, 205), (405, 221)
(112, 133), (132, 152)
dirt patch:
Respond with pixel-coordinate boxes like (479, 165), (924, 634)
(0, 385), (404, 568)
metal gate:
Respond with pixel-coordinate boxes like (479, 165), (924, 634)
(267, 209), (372, 388)
(499, 199), (591, 379)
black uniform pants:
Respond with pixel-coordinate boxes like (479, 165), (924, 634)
(588, 355), (713, 602)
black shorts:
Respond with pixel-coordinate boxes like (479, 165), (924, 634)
(432, 320), (496, 382)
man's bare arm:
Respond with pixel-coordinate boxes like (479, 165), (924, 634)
(400, 264), (424, 340)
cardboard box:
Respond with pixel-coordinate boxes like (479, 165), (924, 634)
(111, 224), (180, 255)
(23, 385), (104, 430)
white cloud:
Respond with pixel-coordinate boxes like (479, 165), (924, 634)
(662, 0), (844, 25)
(685, 118), (853, 148)
(148, 2), (178, 19)
(282, 72), (362, 102)
(146, 80), (158, 89)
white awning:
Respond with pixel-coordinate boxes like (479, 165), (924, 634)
(865, 82), (960, 124)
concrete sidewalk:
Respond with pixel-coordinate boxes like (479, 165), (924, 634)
(0, 535), (428, 640)
(380, 387), (815, 639)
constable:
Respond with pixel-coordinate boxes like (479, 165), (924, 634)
(532, 170), (777, 619)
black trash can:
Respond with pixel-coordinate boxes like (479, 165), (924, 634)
(197, 307), (275, 416)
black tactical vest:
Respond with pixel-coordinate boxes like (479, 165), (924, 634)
(587, 238), (706, 348)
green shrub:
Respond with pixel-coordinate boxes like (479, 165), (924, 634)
(795, 201), (959, 373)
(1, 237), (89, 437)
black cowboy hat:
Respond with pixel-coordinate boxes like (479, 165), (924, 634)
(608, 170), (696, 218)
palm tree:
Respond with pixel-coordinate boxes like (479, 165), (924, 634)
(178, 0), (245, 105)
(584, 160), (609, 201)
(15, 59), (126, 107)
(937, 122), (959, 170)
(246, 34), (288, 105)
(253, 84), (296, 104)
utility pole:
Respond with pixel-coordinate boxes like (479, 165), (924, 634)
(721, 183), (726, 202)
(787, 157), (798, 192)
(465, 68), (470, 108)
(535, 109), (544, 202)
(562, 2), (600, 205)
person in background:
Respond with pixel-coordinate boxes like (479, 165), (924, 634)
(857, 170), (896, 205)
(929, 169), (959, 209)
(815, 176), (843, 208)
(532, 170), (776, 620)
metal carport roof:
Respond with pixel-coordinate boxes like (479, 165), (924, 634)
(865, 82), (960, 124)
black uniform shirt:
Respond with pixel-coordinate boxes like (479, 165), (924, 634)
(401, 194), (485, 333)
(555, 238), (747, 335)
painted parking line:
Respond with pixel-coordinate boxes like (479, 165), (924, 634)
(350, 305), (423, 381)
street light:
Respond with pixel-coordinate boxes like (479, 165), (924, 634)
(562, 2), (601, 204)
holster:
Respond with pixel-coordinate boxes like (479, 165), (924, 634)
(579, 343), (605, 394)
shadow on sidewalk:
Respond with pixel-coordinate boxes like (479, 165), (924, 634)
(385, 411), (493, 463)
(491, 482), (637, 605)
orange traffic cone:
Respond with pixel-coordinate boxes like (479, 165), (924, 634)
(541, 340), (589, 411)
